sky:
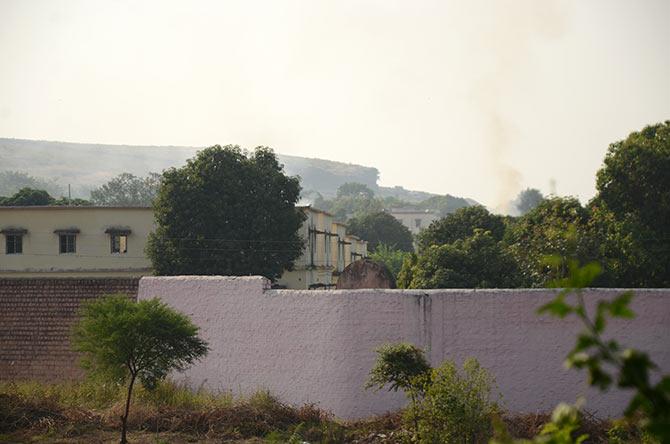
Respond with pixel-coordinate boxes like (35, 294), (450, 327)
(1, 0), (668, 209)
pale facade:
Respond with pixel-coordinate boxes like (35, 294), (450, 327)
(387, 208), (440, 235)
(0, 206), (154, 277)
(1, 205), (367, 288)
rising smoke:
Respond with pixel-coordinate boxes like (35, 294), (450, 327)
(470, 0), (568, 214)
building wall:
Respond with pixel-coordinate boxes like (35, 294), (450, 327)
(0, 278), (139, 381)
(0, 207), (154, 277)
(138, 276), (670, 419)
(1, 206), (363, 288)
(388, 209), (440, 235)
(277, 207), (336, 289)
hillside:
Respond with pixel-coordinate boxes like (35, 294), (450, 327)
(0, 138), (474, 207)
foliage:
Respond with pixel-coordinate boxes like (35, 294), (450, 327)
(537, 259), (670, 442)
(336, 182), (376, 199)
(0, 187), (92, 206)
(514, 188), (544, 216)
(369, 243), (411, 278)
(593, 121), (670, 287)
(491, 402), (588, 444)
(366, 342), (431, 439)
(0, 170), (63, 197)
(146, 145), (306, 280)
(595, 121), (669, 240)
(327, 183), (385, 221)
(0, 187), (55, 206)
(366, 343), (431, 394)
(347, 211), (415, 252)
(400, 229), (521, 288)
(414, 194), (472, 217)
(417, 206), (506, 250)
(416, 358), (500, 444)
(90, 172), (161, 207)
(72, 295), (208, 443)
(503, 197), (597, 287)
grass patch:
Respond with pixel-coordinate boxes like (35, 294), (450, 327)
(0, 381), (648, 443)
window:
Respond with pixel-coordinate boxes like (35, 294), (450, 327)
(111, 234), (128, 254)
(5, 234), (22, 254)
(59, 234), (76, 254)
(415, 218), (422, 228)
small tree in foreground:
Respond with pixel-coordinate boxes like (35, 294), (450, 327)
(72, 295), (208, 444)
(366, 343), (431, 437)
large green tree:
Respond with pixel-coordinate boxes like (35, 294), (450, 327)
(503, 197), (597, 287)
(347, 211), (414, 252)
(90, 172), (161, 206)
(417, 206), (506, 251)
(592, 121), (670, 286)
(399, 229), (521, 289)
(147, 145), (306, 279)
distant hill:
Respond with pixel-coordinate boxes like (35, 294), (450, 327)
(0, 138), (475, 208)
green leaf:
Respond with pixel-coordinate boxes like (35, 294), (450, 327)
(608, 291), (635, 319)
(538, 295), (573, 318)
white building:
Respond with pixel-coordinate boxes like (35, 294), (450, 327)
(387, 208), (440, 235)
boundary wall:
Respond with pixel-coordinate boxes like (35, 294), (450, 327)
(138, 276), (670, 419)
(0, 278), (139, 381)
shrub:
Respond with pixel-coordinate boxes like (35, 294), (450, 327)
(416, 358), (500, 444)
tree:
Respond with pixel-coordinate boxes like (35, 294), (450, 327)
(347, 211), (414, 252)
(593, 121), (670, 286)
(503, 197), (597, 287)
(417, 206), (506, 251)
(336, 182), (375, 199)
(513, 188), (544, 215)
(0, 187), (54, 205)
(369, 243), (411, 278)
(72, 295), (208, 444)
(366, 343), (431, 436)
(0, 187), (92, 206)
(400, 229), (521, 289)
(90, 172), (162, 206)
(147, 145), (306, 279)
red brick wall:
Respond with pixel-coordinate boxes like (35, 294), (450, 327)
(0, 278), (139, 381)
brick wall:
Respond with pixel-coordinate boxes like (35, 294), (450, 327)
(0, 278), (139, 381)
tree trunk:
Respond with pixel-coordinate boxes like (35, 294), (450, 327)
(120, 373), (137, 444)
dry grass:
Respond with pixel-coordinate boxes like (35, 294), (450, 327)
(0, 381), (644, 443)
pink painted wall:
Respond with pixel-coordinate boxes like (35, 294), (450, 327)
(138, 276), (670, 419)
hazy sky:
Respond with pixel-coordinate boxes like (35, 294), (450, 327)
(1, 0), (668, 208)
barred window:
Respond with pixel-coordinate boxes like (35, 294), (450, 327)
(5, 234), (22, 254)
(59, 234), (76, 254)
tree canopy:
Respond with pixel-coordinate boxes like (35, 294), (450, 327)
(72, 295), (208, 444)
(0, 187), (91, 206)
(90, 172), (161, 206)
(417, 206), (505, 251)
(592, 121), (670, 286)
(504, 197), (596, 286)
(346, 211), (415, 252)
(146, 145), (306, 280)
(513, 188), (544, 215)
(399, 229), (521, 289)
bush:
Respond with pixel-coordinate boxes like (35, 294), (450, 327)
(416, 358), (500, 444)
